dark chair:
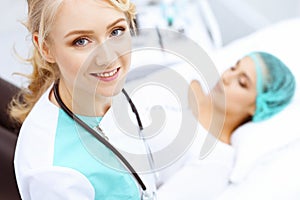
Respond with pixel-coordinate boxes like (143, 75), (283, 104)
(0, 77), (21, 200)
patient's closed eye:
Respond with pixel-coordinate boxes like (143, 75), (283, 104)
(230, 66), (236, 71)
(239, 77), (247, 88)
(238, 74), (250, 88)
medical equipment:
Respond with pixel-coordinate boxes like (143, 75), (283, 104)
(53, 80), (156, 200)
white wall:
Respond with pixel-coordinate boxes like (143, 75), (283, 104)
(208, 0), (300, 45)
(248, 0), (300, 21)
(1, 0), (300, 86)
(0, 0), (30, 87)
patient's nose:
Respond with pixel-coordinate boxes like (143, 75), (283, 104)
(222, 71), (231, 85)
(222, 67), (236, 85)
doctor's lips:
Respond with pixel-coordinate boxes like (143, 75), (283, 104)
(90, 67), (121, 82)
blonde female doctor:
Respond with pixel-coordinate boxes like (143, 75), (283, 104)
(10, 0), (204, 199)
(10, 0), (159, 199)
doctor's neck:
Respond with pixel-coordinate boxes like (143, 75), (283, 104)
(50, 80), (112, 117)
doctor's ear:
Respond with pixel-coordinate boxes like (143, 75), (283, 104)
(33, 33), (55, 63)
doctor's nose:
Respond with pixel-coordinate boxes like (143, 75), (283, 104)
(95, 42), (118, 68)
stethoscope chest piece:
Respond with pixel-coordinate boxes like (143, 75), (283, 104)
(142, 190), (156, 200)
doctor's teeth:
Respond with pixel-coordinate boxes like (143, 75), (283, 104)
(98, 69), (118, 77)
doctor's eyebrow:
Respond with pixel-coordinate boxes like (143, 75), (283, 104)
(106, 18), (126, 30)
(64, 18), (126, 38)
(64, 30), (94, 38)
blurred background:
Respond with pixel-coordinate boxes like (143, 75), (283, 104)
(1, 0), (300, 87)
(1, 1), (300, 200)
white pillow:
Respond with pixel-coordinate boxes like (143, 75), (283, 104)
(229, 102), (300, 181)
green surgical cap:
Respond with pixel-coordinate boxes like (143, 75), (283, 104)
(248, 52), (296, 122)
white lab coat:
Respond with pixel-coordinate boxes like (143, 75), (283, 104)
(15, 85), (208, 199)
(100, 87), (214, 189)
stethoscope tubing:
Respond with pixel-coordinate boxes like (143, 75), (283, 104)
(53, 80), (147, 191)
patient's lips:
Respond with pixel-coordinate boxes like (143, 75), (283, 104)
(213, 81), (224, 93)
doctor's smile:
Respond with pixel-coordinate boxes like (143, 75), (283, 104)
(90, 67), (121, 82)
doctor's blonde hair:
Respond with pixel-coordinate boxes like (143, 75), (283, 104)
(9, 0), (136, 124)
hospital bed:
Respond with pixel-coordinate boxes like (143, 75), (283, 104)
(128, 17), (300, 199)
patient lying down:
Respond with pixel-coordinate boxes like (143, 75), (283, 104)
(157, 51), (298, 200)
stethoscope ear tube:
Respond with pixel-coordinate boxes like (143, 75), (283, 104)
(52, 80), (147, 191)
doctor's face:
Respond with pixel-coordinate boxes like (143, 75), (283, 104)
(212, 56), (257, 121)
(45, 0), (132, 98)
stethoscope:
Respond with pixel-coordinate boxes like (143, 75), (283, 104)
(53, 80), (156, 200)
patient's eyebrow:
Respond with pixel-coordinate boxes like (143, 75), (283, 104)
(235, 60), (241, 68)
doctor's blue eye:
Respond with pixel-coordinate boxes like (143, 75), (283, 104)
(110, 27), (126, 37)
(73, 38), (90, 47)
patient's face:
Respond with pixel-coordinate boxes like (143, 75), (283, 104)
(212, 56), (257, 121)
